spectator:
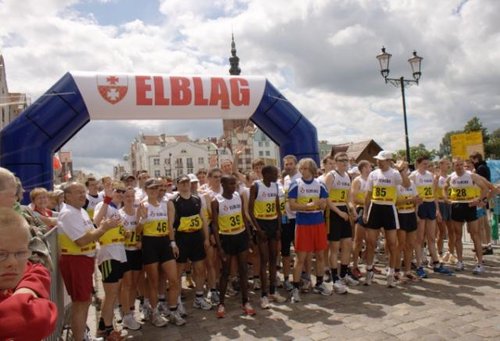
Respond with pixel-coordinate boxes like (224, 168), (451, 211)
(0, 207), (57, 340)
(30, 187), (57, 229)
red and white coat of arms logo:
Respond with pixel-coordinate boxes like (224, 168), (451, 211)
(97, 75), (128, 104)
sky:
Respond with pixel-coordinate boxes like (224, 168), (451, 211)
(1, 0), (499, 177)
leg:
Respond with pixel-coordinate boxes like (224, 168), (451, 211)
(258, 237), (270, 295)
(385, 230), (399, 269)
(452, 221), (464, 262)
(144, 263), (160, 308)
(425, 219), (439, 264)
(100, 281), (121, 327)
(237, 250), (250, 304)
(161, 260), (180, 308)
(415, 218), (426, 267)
(467, 219), (483, 264)
(71, 300), (91, 341)
(352, 223), (365, 269)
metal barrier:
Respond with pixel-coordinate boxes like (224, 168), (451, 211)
(44, 227), (70, 341)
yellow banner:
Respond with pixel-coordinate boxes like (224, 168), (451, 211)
(451, 131), (484, 160)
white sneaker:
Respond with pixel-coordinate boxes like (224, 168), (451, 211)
(253, 278), (261, 290)
(152, 309), (168, 327)
(209, 290), (220, 305)
(168, 309), (186, 326)
(290, 288), (301, 303)
(269, 292), (287, 303)
(387, 274), (396, 288)
(313, 282), (333, 296)
(260, 295), (270, 309)
(157, 301), (168, 315)
(122, 313), (141, 331)
(283, 280), (294, 291)
(455, 261), (465, 271)
(142, 303), (153, 321)
(341, 274), (359, 286)
(193, 297), (212, 310)
(472, 264), (484, 275)
(177, 299), (188, 317)
(332, 280), (347, 294)
(113, 306), (123, 324)
(365, 270), (374, 286)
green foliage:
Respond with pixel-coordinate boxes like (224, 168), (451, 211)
(397, 143), (437, 164)
(439, 116), (498, 159)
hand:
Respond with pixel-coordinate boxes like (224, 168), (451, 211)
(339, 211), (349, 222)
(209, 234), (217, 246)
(395, 160), (409, 173)
(135, 241), (142, 250)
(234, 144), (245, 156)
(137, 204), (147, 220)
(362, 213), (368, 224)
(436, 211), (442, 223)
(204, 239), (210, 250)
(102, 216), (121, 231)
(415, 197), (423, 205)
(172, 245), (179, 258)
(219, 248), (227, 262)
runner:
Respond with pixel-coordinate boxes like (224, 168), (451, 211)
(248, 165), (287, 309)
(58, 182), (119, 341)
(93, 180), (128, 339)
(324, 152), (358, 294)
(362, 151), (410, 288)
(288, 158), (331, 302)
(84, 176), (103, 221)
(212, 174), (255, 318)
(395, 177), (419, 282)
(436, 158), (456, 264)
(168, 174), (212, 312)
(119, 186), (142, 331)
(281, 155), (301, 291)
(444, 157), (490, 274)
(351, 160), (372, 279)
(410, 156), (452, 278)
(136, 178), (185, 327)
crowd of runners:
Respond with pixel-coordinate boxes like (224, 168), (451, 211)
(8, 150), (497, 341)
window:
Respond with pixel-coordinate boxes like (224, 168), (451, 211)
(153, 158), (160, 165)
(198, 157), (204, 164)
(154, 170), (161, 177)
(176, 158), (183, 169)
(258, 142), (263, 147)
(186, 158), (193, 169)
(164, 158), (171, 165)
(259, 151), (264, 156)
(187, 168), (194, 174)
(165, 170), (171, 177)
(265, 142), (270, 147)
(265, 151), (270, 156)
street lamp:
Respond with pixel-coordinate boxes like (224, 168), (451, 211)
(376, 47), (423, 163)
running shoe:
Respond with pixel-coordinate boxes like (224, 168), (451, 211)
(472, 264), (485, 275)
(372, 266), (382, 275)
(209, 290), (220, 306)
(168, 310), (186, 326)
(216, 304), (225, 318)
(455, 261), (465, 271)
(269, 292), (287, 303)
(104, 330), (125, 341)
(113, 306), (123, 324)
(283, 280), (294, 292)
(252, 278), (261, 290)
(122, 313), (141, 331)
(364, 270), (374, 286)
(290, 288), (301, 303)
(433, 264), (453, 275)
(341, 274), (360, 286)
(151, 309), (168, 327)
(300, 278), (311, 293)
(404, 272), (419, 282)
(386, 274), (396, 288)
(313, 282), (333, 296)
(325, 270), (333, 283)
(142, 304), (152, 321)
(416, 266), (428, 279)
(157, 301), (168, 315)
(350, 267), (362, 280)
(260, 296), (270, 309)
(193, 297), (212, 310)
(441, 251), (451, 263)
(242, 302), (256, 316)
(332, 280), (348, 294)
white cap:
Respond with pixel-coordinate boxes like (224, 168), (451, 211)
(188, 173), (199, 183)
(348, 166), (360, 175)
(373, 151), (394, 161)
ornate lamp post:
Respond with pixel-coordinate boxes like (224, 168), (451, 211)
(376, 47), (423, 163)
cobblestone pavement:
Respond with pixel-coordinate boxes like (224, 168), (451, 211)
(95, 245), (500, 340)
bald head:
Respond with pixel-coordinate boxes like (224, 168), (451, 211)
(0, 207), (30, 239)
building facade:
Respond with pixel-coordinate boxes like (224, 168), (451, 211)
(0, 54), (29, 131)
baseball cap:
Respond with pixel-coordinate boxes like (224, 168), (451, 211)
(188, 173), (199, 183)
(373, 151), (394, 161)
(176, 174), (190, 183)
(145, 178), (161, 188)
(348, 166), (360, 175)
(120, 173), (135, 182)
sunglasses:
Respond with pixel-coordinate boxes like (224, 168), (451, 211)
(336, 159), (349, 162)
(114, 189), (126, 194)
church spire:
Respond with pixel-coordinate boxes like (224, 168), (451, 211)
(229, 33), (241, 75)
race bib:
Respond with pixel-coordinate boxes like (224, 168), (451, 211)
(397, 195), (415, 211)
(329, 189), (348, 204)
(125, 230), (141, 248)
(417, 186), (434, 201)
(254, 200), (278, 220)
(143, 219), (169, 237)
(219, 212), (245, 233)
(178, 214), (203, 232)
(372, 186), (396, 203)
(297, 196), (320, 211)
(99, 225), (125, 246)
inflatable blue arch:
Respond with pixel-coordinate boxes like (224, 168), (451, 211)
(0, 72), (319, 193)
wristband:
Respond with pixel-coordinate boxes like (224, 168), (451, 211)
(170, 241), (177, 248)
(103, 196), (112, 205)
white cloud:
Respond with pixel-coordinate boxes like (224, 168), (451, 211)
(1, 0), (499, 177)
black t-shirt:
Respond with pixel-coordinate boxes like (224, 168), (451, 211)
(475, 161), (491, 182)
(172, 194), (202, 230)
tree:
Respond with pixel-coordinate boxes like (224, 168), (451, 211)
(397, 143), (437, 164)
(439, 116), (497, 159)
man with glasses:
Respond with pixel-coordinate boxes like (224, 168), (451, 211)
(84, 177), (103, 221)
(0, 207), (57, 340)
(58, 182), (119, 341)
